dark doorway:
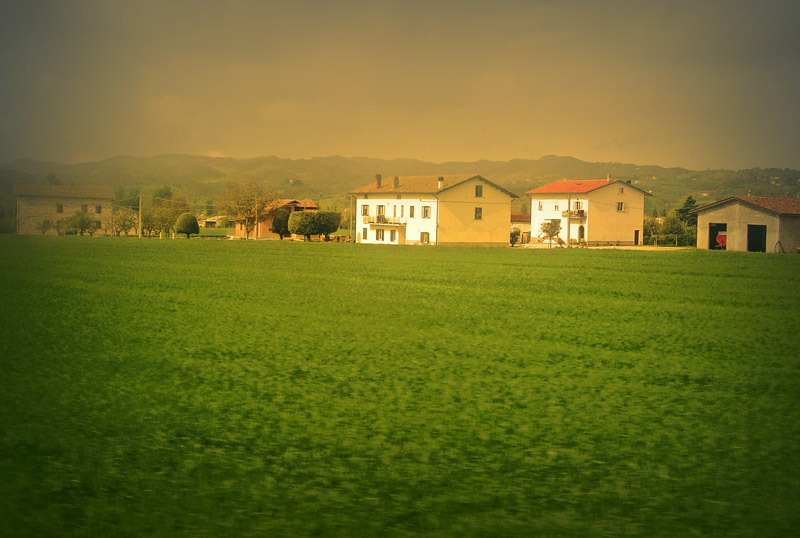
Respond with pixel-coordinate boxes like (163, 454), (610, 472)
(633, 230), (639, 246)
(709, 223), (727, 250)
(578, 226), (585, 241)
(747, 224), (767, 252)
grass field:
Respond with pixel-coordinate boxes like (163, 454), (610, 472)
(1, 236), (799, 537)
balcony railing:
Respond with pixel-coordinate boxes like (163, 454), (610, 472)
(562, 210), (587, 219)
(363, 215), (407, 226)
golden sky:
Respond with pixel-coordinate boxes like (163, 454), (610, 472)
(1, 0), (799, 169)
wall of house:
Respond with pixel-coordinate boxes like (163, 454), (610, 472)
(778, 215), (800, 252)
(16, 195), (112, 235)
(585, 184), (645, 245)
(437, 178), (512, 246)
(697, 202), (782, 252)
(355, 195), (437, 245)
(530, 196), (587, 244)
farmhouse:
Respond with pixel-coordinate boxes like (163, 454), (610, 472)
(234, 199), (318, 239)
(694, 195), (800, 253)
(14, 184), (114, 235)
(351, 174), (517, 246)
(527, 179), (648, 246)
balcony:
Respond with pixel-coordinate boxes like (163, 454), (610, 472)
(562, 209), (587, 219)
(363, 215), (407, 226)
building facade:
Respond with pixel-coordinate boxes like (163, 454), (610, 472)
(694, 196), (800, 253)
(14, 184), (114, 235)
(351, 175), (517, 246)
(527, 179), (648, 246)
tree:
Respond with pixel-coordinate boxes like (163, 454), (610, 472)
(149, 186), (188, 237)
(540, 220), (561, 249)
(217, 179), (274, 239)
(175, 212), (200, 239)
(114, 210), (138, 236)
(660, 214), (684, 235)
(62, 211), (97, 236)
(270, 208), (291, 239)
(316, 211), (342, 241)
(675, 195), (698, 227)
(287, 211), (320, 241)
(36, 220), (53, 235)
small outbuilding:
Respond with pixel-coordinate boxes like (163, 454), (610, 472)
(694, 196), (800, 253)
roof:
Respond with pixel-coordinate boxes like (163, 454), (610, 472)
(14, 184), (114, 199)
(264, 198), (319, 211)
(351, 174), (518, 199)
(511, 214), (531, 222)
(694, 196), (800, 216)
(526, 179), (650, 196)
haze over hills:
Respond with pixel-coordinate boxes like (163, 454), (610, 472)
(2, 154), (799, 231)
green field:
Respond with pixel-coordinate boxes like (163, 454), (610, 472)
(1, 236), (799, 537)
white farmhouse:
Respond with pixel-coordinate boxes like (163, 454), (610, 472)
(527, 179), (649, 246)
(350, 174), (517, 246)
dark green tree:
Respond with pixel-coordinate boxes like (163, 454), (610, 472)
(36, 220), (54, 235)
(270, 208), (291, 239)
(675, 196), (698, 227)
(175, 212), (199, 239)
(63, 211), (98, 236)
(316, 211), (342, 241)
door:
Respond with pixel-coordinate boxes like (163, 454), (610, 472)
(747, 224), (767, 252)
(633, 230), (639, 246)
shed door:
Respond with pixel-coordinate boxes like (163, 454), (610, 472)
(747, 225), (767, 252)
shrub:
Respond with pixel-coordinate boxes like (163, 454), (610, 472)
(175, 213), (200, 239)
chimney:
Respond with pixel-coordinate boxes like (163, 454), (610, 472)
(437, 176), (444, 189)
(606, 174), (611, 183)
(375, 173), (382, 189)
(747, 188), (751, 197)
(393, 176), (400, 188)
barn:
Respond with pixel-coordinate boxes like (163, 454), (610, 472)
(694, 196), (800, 253)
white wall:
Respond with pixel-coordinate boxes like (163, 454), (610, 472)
(530, 197), (587, 243)
(356, 196), (438, 245)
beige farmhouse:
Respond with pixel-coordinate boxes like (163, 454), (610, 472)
(351, 174), (517, 246)
(14, 184), (114, 235)
(527, 179), (649, 246)
(234, 199), (318, 239)
(694, 196), (800, 253)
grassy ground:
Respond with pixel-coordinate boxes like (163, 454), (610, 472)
(1, 236), (799, 537)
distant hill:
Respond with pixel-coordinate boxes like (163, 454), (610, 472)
(2, 154), (799, 231)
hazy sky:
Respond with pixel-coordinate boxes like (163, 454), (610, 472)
(1, 0), (798, 169)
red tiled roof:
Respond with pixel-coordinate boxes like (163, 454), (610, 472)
(265, 198), (319, 211)
(695, 196), (800, 216)
(511, 214), (531, 222)
(351, 174), (518, 198)
(526, 179), (617, 194)
(14, 184), (114, 199)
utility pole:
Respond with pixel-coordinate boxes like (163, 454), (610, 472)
(138, 194), (142, 238)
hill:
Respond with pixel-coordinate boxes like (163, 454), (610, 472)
(2, 154), (799, 231)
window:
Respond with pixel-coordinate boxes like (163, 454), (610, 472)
(618, 187), (625, 194)
(376, 229), (384, 241)
(617, 202), (627, 212)
(554, 203), (559, 211)
(390, 230), (396, 242)
(475, 184), (483, 197)
(401, 205), (404, 217)
(361, 205), (369, 216)
(393, 205), (397, 217)
(422, 206), (431, 219)
(420, 232), (430, 244)
(377, 205), (385, 216)
(362, 227), (367, 240)
(409, 206), (415, 218)
(574, 201), (582, 211)
(81, 204), (88, 213)
(56, 204), (63, 213)
(474, 207), (482, 220)
(95, 205), (102, 214)
(538, 201), (543, 211)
